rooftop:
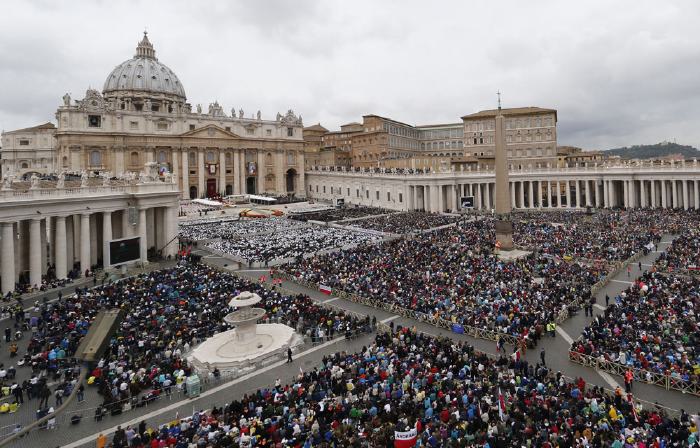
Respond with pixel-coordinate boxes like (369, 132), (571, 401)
(461, 107), (557, 120)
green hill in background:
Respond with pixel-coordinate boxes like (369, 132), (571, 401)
(603, 142), (700, 160)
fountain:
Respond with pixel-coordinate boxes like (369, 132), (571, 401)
(188, 291), (303, 376)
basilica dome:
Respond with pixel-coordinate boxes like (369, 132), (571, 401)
(102, 32), (186, 101)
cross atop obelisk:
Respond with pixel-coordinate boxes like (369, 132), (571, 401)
(494, 91), (513, 250)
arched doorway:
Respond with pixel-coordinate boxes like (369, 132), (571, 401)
(286, 168), (296, 193)
(189, 186), (198, 199)
(246, 177), (256, 194)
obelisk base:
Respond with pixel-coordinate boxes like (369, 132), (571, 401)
(495, 219), (514, 251)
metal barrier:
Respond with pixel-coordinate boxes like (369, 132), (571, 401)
(568, 350), (700, 397)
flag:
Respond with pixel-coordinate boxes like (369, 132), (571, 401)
(320, 285), (332, 295)
(394, 428), (417, 448)
(495, 240), (502, 250)
(498, 388), (507, 422)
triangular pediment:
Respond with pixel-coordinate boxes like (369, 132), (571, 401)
(180, 124), (241, 139)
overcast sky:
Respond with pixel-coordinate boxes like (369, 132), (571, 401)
(1, 0), (699, 150)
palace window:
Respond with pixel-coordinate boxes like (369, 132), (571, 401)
(130, 121), (139, 130)
(88, 115), (101, 128)
(266, 129), (272, 136)
(157, 150), (167, 163)
(89, 150), (102, 166)
(157, 122), (168, 130)
(19, 139), (29, 146)
(287, 127), (294, 137)
(189, 124), (195, 131)
(225, 127), (231, 132)
(399, 193), (403, 203)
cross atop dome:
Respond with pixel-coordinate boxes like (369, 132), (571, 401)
(135, 31), (156, 60)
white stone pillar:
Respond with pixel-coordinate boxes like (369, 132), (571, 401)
(163, 205), (178, 258)
(603, 180), (609, 208)
(510, 182), (516, 208)
(555, 181), (562, 207)
(661, 180), (667, 208)
(575, 180), (581, 207)
(80, 214), (91, 275)
(171, 149), (179, 188)
(54, 216), (67, 280)
(528, 181), (534, 208)
(565, 180), (571, 208)
(90, 214), (98, 267)
(437, 185), (444, 212)
(671, 180), (678, 208)
(585, 180), (592, 207)
(694, 180), (699, 210)
(547, 181), (552, 208)
(622, 180), (629, 208)
(640, 180), (647, 208)
(181, 149), (189, 200)
(198, 148), (205, 198)
(682, 179), (689, 210)
(102, 211), (112, 269)
(138, 208), (148, 263)
(650, 180), (657, 208)
(485, 183), (492, 210)
(40, 219), (47, 276)
(66, 216), (74, 270)
(233, 149), (241, 195)
(518, 181), (525, 209)
(239, 150), (247, 194)
(29, 219), (42, 287)
(219, 150), (226, 195)
(537, 180), (543, 208)
(1, 222), (15, 294)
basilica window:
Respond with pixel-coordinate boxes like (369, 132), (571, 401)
(156, 122), (168, 130)
(89, 150), (102, 167)
(88, 115), (101, 128)
(131, 152), (139, 165)
(189, 124), (195, 131)
(157, 150), (167, 163)
(266, 129), (272, 136)
(287, 152), (296, 165)
(206, 151), (216, 163)
(265, 152), (273, 165)
(287, 127), (294, 137)
(188, 152), (196, 165)
(19, 139), (29, 146)
(130, 121), (139, 130)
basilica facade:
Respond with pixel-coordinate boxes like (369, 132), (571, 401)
(50, 33), (306, 199)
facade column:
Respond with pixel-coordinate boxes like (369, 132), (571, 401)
(181, 149), (189, 200)
(163, 205), (178, 258)
(574, 180), (581, 207)
(1, 223), (15, 294)
(29, 219), (42, 288)
(555, 181), (561, 207)
(437, 185), (444, 212)
(639, 180), (646, 208)
(54, 217), (67, 280)
(622, 180), (629, 208)
(547, 181), (552, 208)
(197, 148), (205, 198)
(603, 180), (609, 208)
(564, 180), (571, 208)
(219, 150), (226, 195)
(485, 183), (492, 210)
(275, 150), (286, 194)
(298, 151), (306, 197)
(650, 180), (657, 208)
(102, 211), (112, 269)
(528, 181), (534, 208)
(537, 181), (543, 208)
(40, 219), (48, 276)
(138, 208), (148, 263)
(239, 150), (247, 195)
(585, 180), (592, 207)
(80, 214), (91, 275)
(171, 148), (179, 191)
(510, 182), (516, 208)
(695, 180), (699, 210)
(518, 181), (525, 209)
(671, 180), (678, 208)
(257, 150), (265, 194)
(661, 180), (667, 208)
(474, 184), (481, 210)
(233, 149), (241, 195)
(90, 214), (99, 267)
(66, 216), (74, 270)
(682, 179), (689, 210)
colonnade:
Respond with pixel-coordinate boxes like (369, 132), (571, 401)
(407, 178), (700, 212)
(0, 205), (178, 294)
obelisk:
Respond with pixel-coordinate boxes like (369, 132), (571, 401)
(494, 93), (513, 250)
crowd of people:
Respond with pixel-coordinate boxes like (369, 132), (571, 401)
(282, 220), (604, 344)
(289, 206), (394, 223)
(573, 271), (700, 385)
(655, 228), (700, 274)
(347, 211), (462, 234)
(206, 226), (382, 264)
(10, 261), (371, 417)
(179, 218), (305, 241)
(109, 327), (699, 447)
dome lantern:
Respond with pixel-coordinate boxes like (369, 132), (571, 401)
(135, 31), (156, 59)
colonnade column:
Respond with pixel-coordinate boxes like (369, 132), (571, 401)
(1, 223), (15, 294)
(547, 181), (552, 208)
(102, 211), (112, 269)
(198, 148), (205, 198)
(518, 181), (525, 209)
(682, 180), (689, 210)
(695, 180), (699, 210)
(603, 181), (609, 208)
(28, 219), (42, 288)
(585, 180), (592, 207)
(54, 216), (67, 280)
(528, 181), (534, 208)
(181, 149), (189, 200)
(485, 183), (492, 210)
(575, 180), (581, 208)
(671, 180), (678, 208)
(138, 208), (148, 263)
(661, 180), (667, 208)
(510, 182), (516, 208)
(219, 150), (226, 195)
(233, 149), (241, 195)
(650, 180), (657, 208)
(80, 214), (91, 275)
(537, 181), (543, 208)
(640, 180), (647, 208)
(565, 180), (571, 208)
